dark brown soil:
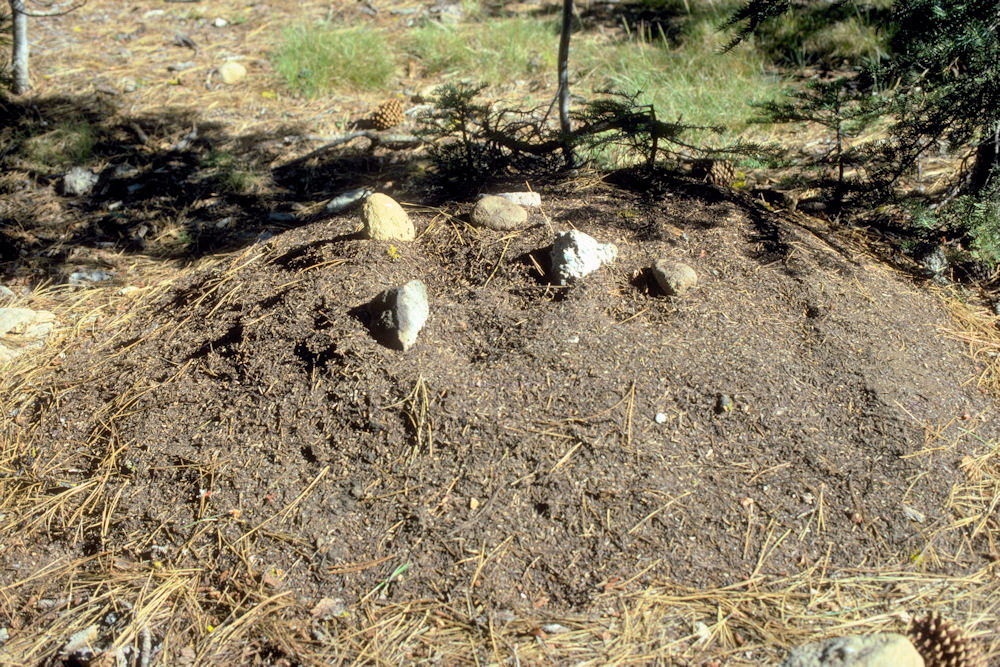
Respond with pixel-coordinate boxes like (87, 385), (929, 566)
(13, 173), (996, 617)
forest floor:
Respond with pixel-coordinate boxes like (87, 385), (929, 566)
(1, 1), (999, 665)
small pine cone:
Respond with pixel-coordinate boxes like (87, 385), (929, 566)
(370, 99), (405, 130)
(690, 158), (736, 186)
(908, 611), (984, 667)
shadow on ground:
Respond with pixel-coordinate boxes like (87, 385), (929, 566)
(0, 93), (433, 280)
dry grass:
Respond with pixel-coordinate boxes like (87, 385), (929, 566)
(2, 279), (998, 664)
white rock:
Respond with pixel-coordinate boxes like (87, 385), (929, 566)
(540, 623), (569, 634)
(213, 17), (228, 27)
(61, 624), (99, 657)
(549, 230), (617, 285)
(0, 308), (56, 336)
(68, 270), (114, 286)
(780, 633), (924, 667)
(0, 307), (57, 364)
(369, 280), (428, 351)
(62, 167), (98, 196)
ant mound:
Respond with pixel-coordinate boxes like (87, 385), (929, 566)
(12, 178), (994, 619)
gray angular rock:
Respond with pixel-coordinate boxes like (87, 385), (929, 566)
(362, 193), (415, 241)
(368, 280), (428, 351)
(68, 270), (114, 286)
(549, 230), (618, 285)
(61, 624), (99, 660)
(471, 195), (529, 231)
(61, 167), (98, 196)
(652, 259), (697, 296)
(780, 633), (923, 667)
(918, 245), (948, 278)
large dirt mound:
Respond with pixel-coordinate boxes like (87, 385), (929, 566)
(16, 176), (994, 615)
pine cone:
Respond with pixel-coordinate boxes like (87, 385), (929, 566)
(370, 99), (405, 130)
(690, 158), (736, 186)
(908, 611), (984, 667)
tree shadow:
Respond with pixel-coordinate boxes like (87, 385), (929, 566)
(0, 93), (436, 286)
(574, 0), (690, 47)
(605, 166), (797, 270)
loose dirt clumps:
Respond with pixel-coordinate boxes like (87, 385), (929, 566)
(7, 176), (995, 637)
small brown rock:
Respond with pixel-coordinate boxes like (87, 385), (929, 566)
(471, 195), (529, 231)
(651, 260), (697, 296)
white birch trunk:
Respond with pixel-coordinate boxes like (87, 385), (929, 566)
(11, 0), (31, 94)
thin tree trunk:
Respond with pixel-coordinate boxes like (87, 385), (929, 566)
(557, 0), (574, 168)
(967, 127), (999, 195)
(11, 0), (30, 94)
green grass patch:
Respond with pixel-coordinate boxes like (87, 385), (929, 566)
(576, 18), (783, 141)
(22, 118), (98, 168)
(405, 18), (558, 84)
(756, 10), (890, 67)
(273, 23), (398, 96)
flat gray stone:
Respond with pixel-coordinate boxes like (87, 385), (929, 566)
(368, 280), (428, 351)
(61, 167), (98, 196)
(471, 195), (529, 231)
(652, 259), (697, 296)
(326, 188), (372, 213)
(549, 230), (617, 285)
(362, 193), (414, 241)
(780, 633), (923, 667)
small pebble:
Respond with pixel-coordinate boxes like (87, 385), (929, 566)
(541, 623), (569, 634)
(218, 61), (247, 85)
(655, 412), (668, 424)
